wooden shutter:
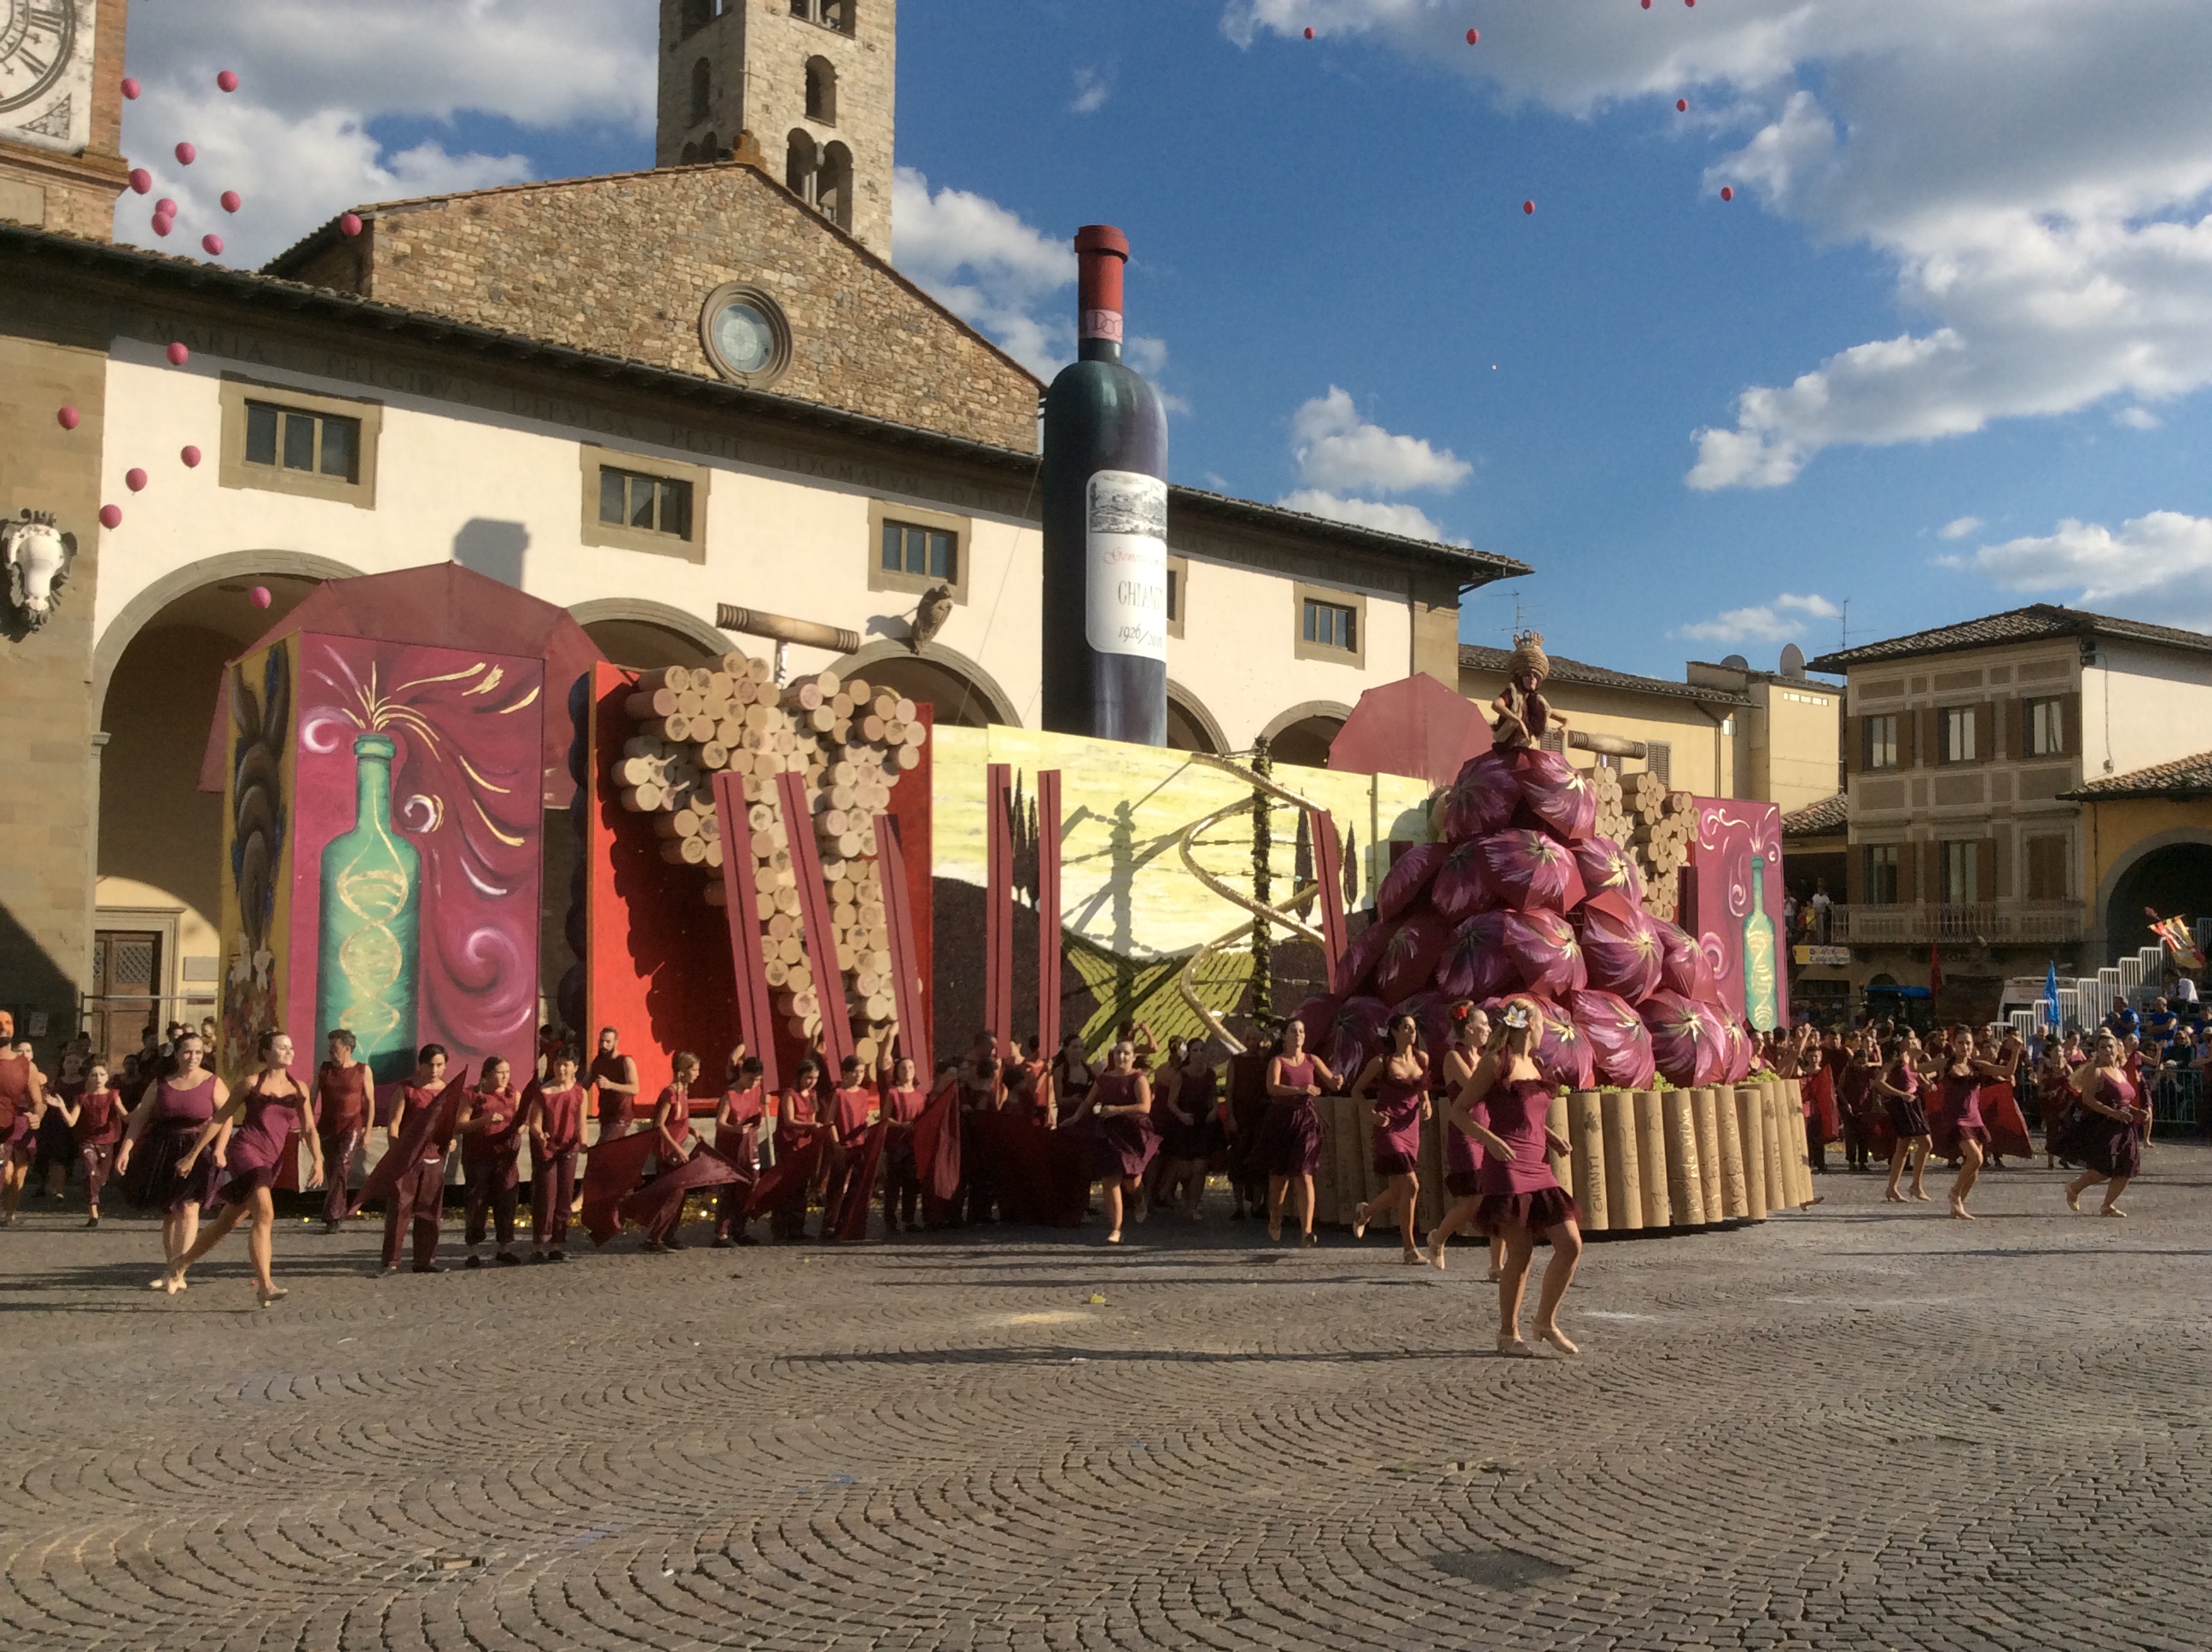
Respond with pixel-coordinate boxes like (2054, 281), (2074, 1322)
(1974, 703), (1994, 765)
(1848, 715), (1865, 777)
(2003, 697), (2023, 760)
(1994, 829), (2014, 899)
(1975, 838), (1995, 903)
(1901, 840), (1920, 904)
(2061, 690), (2082, 759)
(1917, 707), (1938, 768)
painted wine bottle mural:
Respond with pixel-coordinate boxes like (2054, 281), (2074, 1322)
(1741, 851), (1780, 1032)
(315, 730), (420, 1082)
(1040, 224), (1169, 745)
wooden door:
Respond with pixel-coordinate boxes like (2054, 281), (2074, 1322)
(92, 930), (163, 1070)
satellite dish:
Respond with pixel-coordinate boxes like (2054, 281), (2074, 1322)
(1779, 643), (1806, 679)
(1721, 653), (1749, 671)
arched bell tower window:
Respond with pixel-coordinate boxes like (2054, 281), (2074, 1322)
(818, 142), (853, 231)
(785, 129), (819, 204)
(805, 57), (836, 125)
(690, 58), (712, 123)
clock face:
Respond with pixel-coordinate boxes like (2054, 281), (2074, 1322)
(699, 284), (790, 386)
(0, 0), (76, 115)
(712, 300), (775, 374)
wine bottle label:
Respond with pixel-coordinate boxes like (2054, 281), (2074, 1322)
(1085, 470), (1168, 660)
(1080, 307), (1124, 342)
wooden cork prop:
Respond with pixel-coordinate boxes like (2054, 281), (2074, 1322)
(1758, 1082), (1789, 1216)
(1545, 1091), (1571, 1192)
(1782, 1079), (1813, 1207)
(1633, 1090), (1669, 1229)
(1661, 1089), (1705, 1229)
(1600, 1089), (1643, 1232)
(1691, 1087), (1726, 1225)
(1733, 1084), (1768, 1220)
(1567, 1090), (1606, 1232)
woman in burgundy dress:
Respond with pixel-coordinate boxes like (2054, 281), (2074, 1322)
(1085, 1041), (1159, 1244)
(878, 1055), (927, 1234)
(455, 1056), (525, 1268)
(1173, 1042), (1224, 1220)
(1875, 1035), (1932, 1202)
(1423, 1005), (1501, 1278)
(0, 1018), (44, 1227)
(166, 1031), (322, 1306)
(1258, 1018), (1339, 1246)
(1150, 1037), (1212, 1221)
(2036, 1039), (2080, 1168)
(1933, 1026), (2007, 1219)
(116, 1032), (230, 1286)
(1349, 1012), (1434, 1265)
(71, 1062), (125, 1228)
(312, 1029), (375, 1234)
(1455, 1003), (1583, 1357)
(2064, 1031), (2148, 1217)
(712, 1051), (766, 1247)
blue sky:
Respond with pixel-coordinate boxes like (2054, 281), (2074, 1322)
(119, 0), (2212, 678)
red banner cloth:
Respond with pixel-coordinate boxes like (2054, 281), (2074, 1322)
(1802, 1067), (1842, 1144)
(580, 1129), (658, 1245)
(832, 1121), (890, 1242)
(619, 1149), (744, 1234)
(911, 1082), (963, 1203)
(348, 1070), (469, 1217)
(744, 1135), (824, 1220)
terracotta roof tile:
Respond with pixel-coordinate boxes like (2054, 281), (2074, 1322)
(2063, 752), (2212, 800)
(1807, 604), (2212, 672)
(1458, 645), (1750, 707)
(1782, 793), (1848, 836)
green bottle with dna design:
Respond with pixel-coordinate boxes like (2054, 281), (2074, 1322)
(315, 732), (420, 1084)
(1741, 852), (1780, 1032)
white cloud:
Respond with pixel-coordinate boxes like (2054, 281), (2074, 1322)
(1672, 591), (1841, 643)
(1938, 516), (1985, 541)
(116, 0), (654, 266)
(1224, 3), (2212, 489)
(1290, 387), (1471, 493)
(2115, 406), (2163, 430)
(1070, 66), (1115, 115)
(1943, 511), (2212, 629)
(891, 166), (1077, 377)
(1278, 489), (1447, 541)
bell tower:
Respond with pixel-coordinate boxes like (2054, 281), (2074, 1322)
(656, 0), (896, 259)
(0, 0), (132, 239)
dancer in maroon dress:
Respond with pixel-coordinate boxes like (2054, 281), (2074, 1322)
(1084, 1040), (1158, 1244)
(1258, 1018), (1338, 1246)
(713, 1052), (765, 1247)
(1456, 1002), (1583, 1357)
(382, 1045), (456, 1273)
(0, 1015), (44, 1226)
(524, 1050), (586, 1262)
(1423, 1005), (1502, 1278)
(115, 1031), (227, 1284)
(455, 1057), (524, 1268)
(1933, 1026), (2005, 1219)
(2036, 1039), (2079, 1168)
(2064, 1031), (2148, 1217)
(772, 1058), (827, 1242)
(1350, 1013), (1434, 1265)
(70, 1062), (124, 1228)
(815, 1055), (878, 1239)
(312, 1029), (374, 1234)
(638, 1053), (703, 1251)
(167, 1031), (322, 1306)
(1876, 1036), (1931, 1202)
(879, 1055), (927, 1233)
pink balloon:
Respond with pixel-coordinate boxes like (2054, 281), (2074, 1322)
(1720, 185), (1734, 201)
(1522, 199), (1535, 215)
(181, 445), (202, 468)
(166, 342), (190, 366)
(175, 142), (197, 166)
(156, 196), (178, 217)
(1677, 98), (1688, 112)
(129, 169), (151, 195)
(125, 468), (148, 493)
(120, 77), (141, 100)
(151, 214), (173, 237)
(218, 70), (240, 93)
(201, 234), (224, 256)
(55, 406), (79, 431)
(340, 212), (364, 237)
(1465, 27), (1479, 44)
(220, 190), (242, 213)
(1302, 26), (1314, 38)
(99, 504), (123, 529)
(250, 586), (272, 609)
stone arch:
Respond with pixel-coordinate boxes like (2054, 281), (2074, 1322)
(824, 639), (1021, 730)
(805, 56), (837, 125)
(567, 598), (730, 671)
(680, 140), (700, 166)
(785, 128), (818, 204)
(1164, 679), (1227, 756)
(698, 130), (721, 163)
(2091, 825), (2212, 967)
(1258, 699), (1356, 769)
(817, 141), (853, 230)
(690, 58), (712, 124)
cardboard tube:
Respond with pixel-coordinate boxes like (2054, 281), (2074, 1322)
(1662, 1089), (1704, 1229)
(1783, 1079), (1812, 1207)
(1734, 1085), (1768, 1220)
(1691, 1087), (1725, 1225)
(1601, 1089), (1643, 1232)
(1758, 1082), (1789, 1216)
(1545, 1091), (1570, 1192)
(1633, 1090), (1669, 1229)
(1417, 1099), (1447, 1232)
(1567, 1091), (1606, 1232)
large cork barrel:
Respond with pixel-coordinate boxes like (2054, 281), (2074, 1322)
(1600, 1089), (1644, 1232)
(1691, 1086), (1726, 1224)
(1661, 1089), (1706, 1228)
(1416, 1101), (1447, 1231)
(1714, 1084), (1749, 1219)
(1782, 1079), (1812, 1207)
(1733, 1084), (1769, 1220)
(1567, 1090), (1606, 1232)
(1757, 1081), (1789, 1216)
(1328, 1095), (1364, 1226)
(1633, 1091), (1669, 1229)
(1545, 1091), (1571, 1193)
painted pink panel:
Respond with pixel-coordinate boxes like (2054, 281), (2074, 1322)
(1684, 798), (1790, 1032)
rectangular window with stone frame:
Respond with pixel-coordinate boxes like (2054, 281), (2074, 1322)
(219, 376), (382, 509)
(578, 445), (710, 561)
(1864, 843), (1900, 905)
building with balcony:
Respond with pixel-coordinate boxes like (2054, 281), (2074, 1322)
(1807, 606), (2212, 1021)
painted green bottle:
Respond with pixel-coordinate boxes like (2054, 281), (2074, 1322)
(1741, 852), (1780, 1032)
(315, 731), (419, 1084)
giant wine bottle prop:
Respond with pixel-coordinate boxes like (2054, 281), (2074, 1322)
(1041, 224), (1169, 744)
(316, 731), (421, 1084)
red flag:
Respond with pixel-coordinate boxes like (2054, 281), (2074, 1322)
(348, 1067), (469, 1217)
(911, 1079), (963, 1203)
(1930, 940), (1944, 994)
(579, 1128), (658, 1245)
(832, 1120), (891, 1242)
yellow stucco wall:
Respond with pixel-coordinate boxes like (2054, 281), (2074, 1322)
(1458, 668), (1732, 797)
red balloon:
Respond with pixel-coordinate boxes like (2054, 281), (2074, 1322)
(1720, 185), (1734, 201)
(181, 445), (202, 468)
(120, 77), (140, 100)
(220, 190), (242, 213)
(150, 214), (172, 237)
(1685, 0), (1695, 7)
(1522, 199), (1535, 215)
(217, 70), (240, 93)
(99, 504), (123, 529)
(166, 341), (191, 366)
(56, 406), (79, 431)
(128, 169), (151, 195)
(1677, 98), (1688, 112)
(125, 468), (148, 493)
(1302, 26), (1314, 38)
(340, 212), (364, 237)
(1642, 0), (1650, 8)
(175, 143), (196, 166)
(156, 196), (178, 217)
(1466, 28), (1479, 44)
(250, 586), (273, 609)
(201, 234), (224, 256)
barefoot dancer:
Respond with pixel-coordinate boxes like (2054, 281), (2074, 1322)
(0, 1017), (45, 1225)
(115, 1032), (228, 1284)
(1257, 1018), (1337, 1246)
(311, 1029), (374, 1234)
(639, 1053), (704, 1251)
(1350, 1012), (1433, 1264)
(1085, 1041), (1158, 1244)
(71, 1062), (125, 1228)
(2064, 1031), (2148, 1218)
(879, 1054), (926, 1235)
(712, 1051), (766, 1248)
(1425, 1005), (1503, 1278)
(1150, 1038), (1210, 1219)
(1934, 1026), (2005, 1219)
(1458, 1003), (1583, 1357)
(1877, 1036), (1932, 1202)
(168, 1032), (323, 1306)
(381, 1045), (457, 1274)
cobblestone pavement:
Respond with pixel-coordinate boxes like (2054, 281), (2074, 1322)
(3, 1145), (2209, 1651)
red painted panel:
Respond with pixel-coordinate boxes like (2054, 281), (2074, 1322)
(1036, 770), (1062, 1061)
(710, 770), (782, 1095)
(873, 813), (932, 1075)
(775, 769), (854, 1074)
(891, 707), (933, 1053)
(1307, 807), (1348, 992)
(985, 762), (1015, 1048)
(1328, 672), (1493, 788)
